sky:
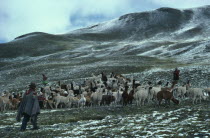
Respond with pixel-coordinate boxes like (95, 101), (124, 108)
(0, 0), (210, 43)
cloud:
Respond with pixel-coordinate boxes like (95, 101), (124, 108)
(0, 0), (210, 42)
(0, 0), (130, 42)
(150, 0), (210, 9)
(0, 0), (74, 42)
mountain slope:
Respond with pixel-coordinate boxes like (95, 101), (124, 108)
(0, 32), (87, 58)
(68, 6), (210, 40)
(0, 6), (210, 92)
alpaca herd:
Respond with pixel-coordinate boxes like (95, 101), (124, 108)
(0, 72), (209, 112)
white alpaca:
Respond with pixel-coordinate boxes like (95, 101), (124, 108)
(174, 86), (187, 100)
(148, 85), (161, 103)
(43, 86), (51, 93)
(187, 88), (206, 104)
(107, 78), (118, 89)
(53, 93), (73, 109)
(90, 91), (103, 106)
(91, 73), (102, 83)
(112, 89), (123, 105)
(0, 93), (13, 111)
(134, 87), (149, 106)
(204, 88), (210, 96)
(69, 96), (79, 108)
(78, 94), (86, 108)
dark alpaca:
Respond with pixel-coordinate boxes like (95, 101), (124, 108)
(58, 81), (68, 91)
(73, 85), (81, 96)
(38, 94), (46, 109)
(101, 72), (108, 82)
(61, 84), (68, 91)
(127, 80), (138, 104)
(40, 87), (44, 93)
(128, 90), (135, 104)
(101, 95), (115, 106)
(122, 86), (129, 106)
(69, 82), (81, 96)
(90, 82), (97, 92)
(157, 81), (162, 85)
(157, 90), (179, 106)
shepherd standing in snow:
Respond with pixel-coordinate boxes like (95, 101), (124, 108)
(173, 68), (180, 84)
(42, 74), (48, 86)
(16, 82), (40, 131)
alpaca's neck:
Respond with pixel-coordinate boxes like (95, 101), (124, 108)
(171, 82), (176, 89)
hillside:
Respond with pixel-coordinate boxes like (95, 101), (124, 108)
(0, 6), (210, 91)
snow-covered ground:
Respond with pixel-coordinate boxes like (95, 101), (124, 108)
(0, 101), (209, 137)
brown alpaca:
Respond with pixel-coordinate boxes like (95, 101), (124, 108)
(85, 95), (91, 107)
(157, 90), (179, 106)
(11, 98), (20, 110)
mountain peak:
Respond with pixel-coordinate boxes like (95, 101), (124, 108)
(14, 32), (46, 40)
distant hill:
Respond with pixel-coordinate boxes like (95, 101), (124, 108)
(0, 5), (210, 92)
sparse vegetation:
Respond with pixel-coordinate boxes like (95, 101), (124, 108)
(0, 100), (209, 137)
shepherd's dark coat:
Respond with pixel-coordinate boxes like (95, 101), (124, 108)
(16, 90), (40, 121)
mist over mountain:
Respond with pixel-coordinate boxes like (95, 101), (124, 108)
(0, 5), (210, 92)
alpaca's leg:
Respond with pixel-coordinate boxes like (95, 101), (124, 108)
(142, 99), (144, 106)
(159, 99), (162, 106)
(140, 99), (142, 106)
(193, 98), (195, 104)
(49, 102), (53, 109)
(136, 99), (138, 106)
(199, 96), (201, 103)
(55, 102), (59, 109)
(78, 101), (80, 108)
(98, 100), (100, 106)
(80, 102), (83, 108)
(83, 102), (85, 108)
(4, 103), (6, 111)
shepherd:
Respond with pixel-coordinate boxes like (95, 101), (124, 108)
(173, 68), (180, 84)
(16, 82), (40, 131)
(42, 74), (48, 86)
